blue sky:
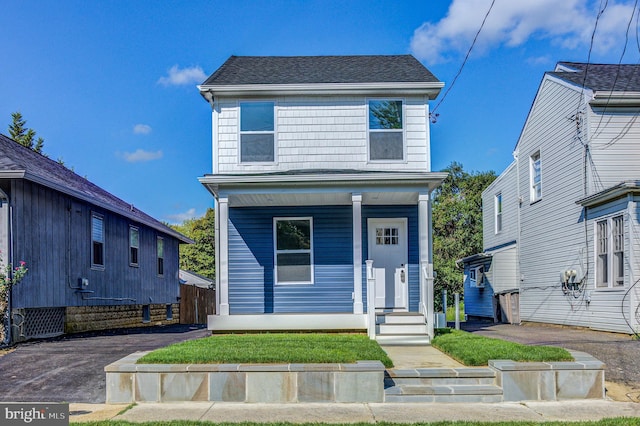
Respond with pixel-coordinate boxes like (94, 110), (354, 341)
(1, 0), (638, 223)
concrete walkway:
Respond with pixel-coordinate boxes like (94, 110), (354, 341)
(381, 345), (463, 369)
(69, 400), (640, 423)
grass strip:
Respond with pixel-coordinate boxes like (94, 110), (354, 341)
(137, 333), (393, 368)
(432, 329), (573, 366)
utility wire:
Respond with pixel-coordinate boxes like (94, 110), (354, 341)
(430, 0), (496, 122)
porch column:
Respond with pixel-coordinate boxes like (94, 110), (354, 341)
(218, 196), (230, 315)
(352, 193), (363, 314)
(419, 192), (434, 338)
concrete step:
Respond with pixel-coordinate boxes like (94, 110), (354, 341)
(384, 384), (503, 403)
(384, 367), (502, 402)
(375, 334), (431, 346)
(377, 323), (428, 335)
(376, 313), (426, 324)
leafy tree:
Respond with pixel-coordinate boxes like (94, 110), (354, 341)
(432, 162), (496, 309)
(171, 208), (215, 279)
(8, 112), (45, 154)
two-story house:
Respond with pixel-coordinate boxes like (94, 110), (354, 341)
(198, 55), (446, 342)
(463, 62), (640, 334)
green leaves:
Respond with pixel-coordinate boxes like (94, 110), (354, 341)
(170, 208), (215, 279)
(8, 111), (45, 154)
(432, 162), (496, 307)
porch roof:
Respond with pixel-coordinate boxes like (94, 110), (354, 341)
(576, 181), (640, 207)
(199, 169), (447, 207)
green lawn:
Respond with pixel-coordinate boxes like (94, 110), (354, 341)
(137, 333), (393, 368)
(432, 329), (573, 366)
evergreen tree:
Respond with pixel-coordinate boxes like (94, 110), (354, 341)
(8, 112), (45, 153)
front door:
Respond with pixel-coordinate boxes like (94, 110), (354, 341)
(368, 218), (408, 310)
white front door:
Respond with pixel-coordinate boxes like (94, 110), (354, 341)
(368, 218), (408, 310)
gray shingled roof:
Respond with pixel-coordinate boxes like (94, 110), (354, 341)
(201, 55), (440, 86)
(0, 134), (191, 243)
(550, 62), (640, 92)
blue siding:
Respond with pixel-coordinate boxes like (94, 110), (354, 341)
(463, 260), (495, 318)
(361, 205), (420, 312)
(228, 206), (353, 314)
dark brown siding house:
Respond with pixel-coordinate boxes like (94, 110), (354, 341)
(0, 134), (192, 344)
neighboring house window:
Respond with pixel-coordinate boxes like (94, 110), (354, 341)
(596, 215), (625, 288)
(469, 265), (485, 288)
(142, 305), (150, 323)
(469, 268), (476, 286)
(157, 236), (164, 276)
(129, 226), (139, 266)
(495, 193), (503, 234)
(369, 99), (404, 161)
(274, 217), (313, 284)
(91, 214), (104, 268)
(240, 101), (275, 162)
(530, 151), (541, 202)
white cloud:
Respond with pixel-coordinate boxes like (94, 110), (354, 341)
(158, 65), (207, 86)
(410, 0), (636, 64)
(122, 149), (163, 163)
(133, 124), (152, 135)
(166, 208), (198, 224)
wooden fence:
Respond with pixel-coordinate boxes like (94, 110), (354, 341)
(179, 284), (216, 324)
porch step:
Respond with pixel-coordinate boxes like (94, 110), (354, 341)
(375, 334), (431, 346)
(375, 312), (430, 345)
(384, 368), (503, 403)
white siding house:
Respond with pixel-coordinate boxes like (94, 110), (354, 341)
(198, 55), (446, 343)
(467, 62), (640, 334)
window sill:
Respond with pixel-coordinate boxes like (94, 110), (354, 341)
(91, 265), (105, 271)
(275, 282), (314, 286)
(593, 287), (627, 292)
(530, 199), (542, 206)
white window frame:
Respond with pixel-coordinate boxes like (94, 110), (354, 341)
(367, 98), (406, 163)
(530, 150), (541, 203)
(469, 268), (476, 286)
(157, 236), (164, 277)
(238, 100), (276, 164)
(273, 217), (314, 285)
(469, 265), (485, 288)
(595, 214), (625, 289)
(91, 213), (105, 270)
(129, 226), (139, 267)
(495, 193), (503, 234)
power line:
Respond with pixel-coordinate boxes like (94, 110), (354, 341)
(430, 0), (496, 122)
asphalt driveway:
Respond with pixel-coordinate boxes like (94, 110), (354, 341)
(0, 324), (210, 403)
(462, 320), (640, 401)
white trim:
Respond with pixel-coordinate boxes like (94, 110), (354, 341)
(273, 216), (314, 285)
(218, 197), (230, 315)
(594, 213), (626, 290)
(494, 192), (503, 234)
(212, 104), (219, 174)
(352, 194), (363, 314)
(529, 150), (541, 203)
(198, 81), (444, 97)
(208, 313), (367, 331)
(367, 98), (406, 163)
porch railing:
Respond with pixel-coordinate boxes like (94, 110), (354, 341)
(365, 260), (376, 339)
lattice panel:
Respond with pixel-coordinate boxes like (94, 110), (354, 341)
(15, 308), (65, 339)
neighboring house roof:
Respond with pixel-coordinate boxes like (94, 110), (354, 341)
(576, 180), (640, 207)
(198, 55), (443, 97)
(0, 134), (191, 243)
(549, 62), (640, 92)
(179, 270), (214, 289)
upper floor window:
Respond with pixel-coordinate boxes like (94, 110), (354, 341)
(129, 226), (139, 266)
(368, 100), (404, 161)
(157, 236), (164, 276)
(596, 215), (625, 288)
(495, 193), (503, 234)
(530, 151), (541, 202)
(91, 214), (104, 269)
(240, 101), (275, 163)
(274, 217), (313, 285)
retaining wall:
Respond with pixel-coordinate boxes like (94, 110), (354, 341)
(105, 352), (385, 403)
(65, 304), (179, 333)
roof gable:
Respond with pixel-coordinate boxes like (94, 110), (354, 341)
(0, 134), (190, 243)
